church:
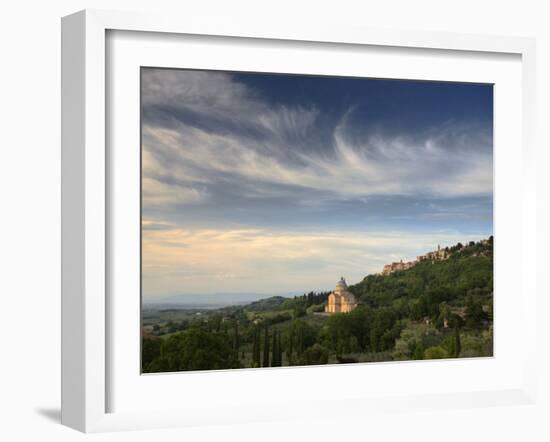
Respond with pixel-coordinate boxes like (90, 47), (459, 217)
(325, 277), (358, 313)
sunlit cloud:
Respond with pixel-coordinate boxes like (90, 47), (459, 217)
(142, 176), (208, 207)
(142, 224), (485, 300)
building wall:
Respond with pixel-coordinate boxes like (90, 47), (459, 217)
(325, 292), (357, 313)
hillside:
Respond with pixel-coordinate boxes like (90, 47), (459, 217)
(142, 237), (494, 372)
(350, 237), (493, 321)
(243, 296), (289, 311)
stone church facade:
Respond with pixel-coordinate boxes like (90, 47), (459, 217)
(325, 277), (358, 313)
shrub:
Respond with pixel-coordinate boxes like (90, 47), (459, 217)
(300, 343), (329, 365)
(423, 346), (449, 360)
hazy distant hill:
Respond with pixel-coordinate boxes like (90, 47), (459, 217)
(143, 292), (294, 309)
(242, 296), (289, 311)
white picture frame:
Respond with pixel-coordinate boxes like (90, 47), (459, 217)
(61, 9), (537, 433)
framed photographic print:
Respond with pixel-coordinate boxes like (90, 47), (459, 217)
(140, 67), (495, 374)
(61, 9), (538, 433)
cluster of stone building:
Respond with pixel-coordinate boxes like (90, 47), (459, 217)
(382, 244), (450, 275)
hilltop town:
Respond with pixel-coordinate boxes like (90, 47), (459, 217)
(381, 238), (492, 275)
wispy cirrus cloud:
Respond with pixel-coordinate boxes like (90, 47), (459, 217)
(142, 115), (492, 205)
(142, 176), (208, 207)
(142, 69), (492, 207)
(142, 68), (319, 145)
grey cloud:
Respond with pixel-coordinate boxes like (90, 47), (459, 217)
(141, 69), (493, 230)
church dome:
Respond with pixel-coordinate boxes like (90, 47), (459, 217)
(335, 277), (348, 290)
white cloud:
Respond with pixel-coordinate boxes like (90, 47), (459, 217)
(142, 117), (492, 205)
(142, 176), (207, 207)
(142, 68), (319, 142)
(141, 69), (492, 208)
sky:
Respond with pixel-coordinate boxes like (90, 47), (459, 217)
(141, 68), (493, 302)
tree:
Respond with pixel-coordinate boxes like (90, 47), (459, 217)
(300, 344), (329, 365)
(292, 305), (306, 318)
(286, 329), (294, 365)
(369, 308), (398, 352)
(465, 295), (488, 328)
(393, 322), (429, 360)
(146, 328), (238, 372)
(438, 302), (451, 328)
(278, 330), (283, 365)
(454, 326), (461, 357)
(251, 328), (261, 368)
(412, 343), (424, 360)
(271, 329), (279, 366)
(273, 330), (283, 366)
(166, 321), (179, 334)
(142, 337), (161, 369)
(233, 321), (239, 361)
(424, 346), (448, 360)
(255, 329), (262, 366)
(286, 320), (316, 356)
(486, 298), (494, 322)
(262, 327), (270, 367)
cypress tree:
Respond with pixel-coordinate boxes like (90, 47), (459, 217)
(253, 329), (261, 367)
(263, 327), (270, 367)
(287, 330), (294, 365)
(256, 329), (262, 366)
(271, 331), (278, 366)
(454, 326), (461, 357)
(275, 330), (279, 366)
(278, 330), (283, 366)
(233, 321), (239, 361)
(297, 327), (304, 355)
(251, 331), (256, 365)
(275, 330), (282, 366)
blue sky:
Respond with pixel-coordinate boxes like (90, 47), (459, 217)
(141, 68), (493, 301)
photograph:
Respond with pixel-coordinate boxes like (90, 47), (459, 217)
(140, 67), (494, 373)
(0, 0), (543, 438)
